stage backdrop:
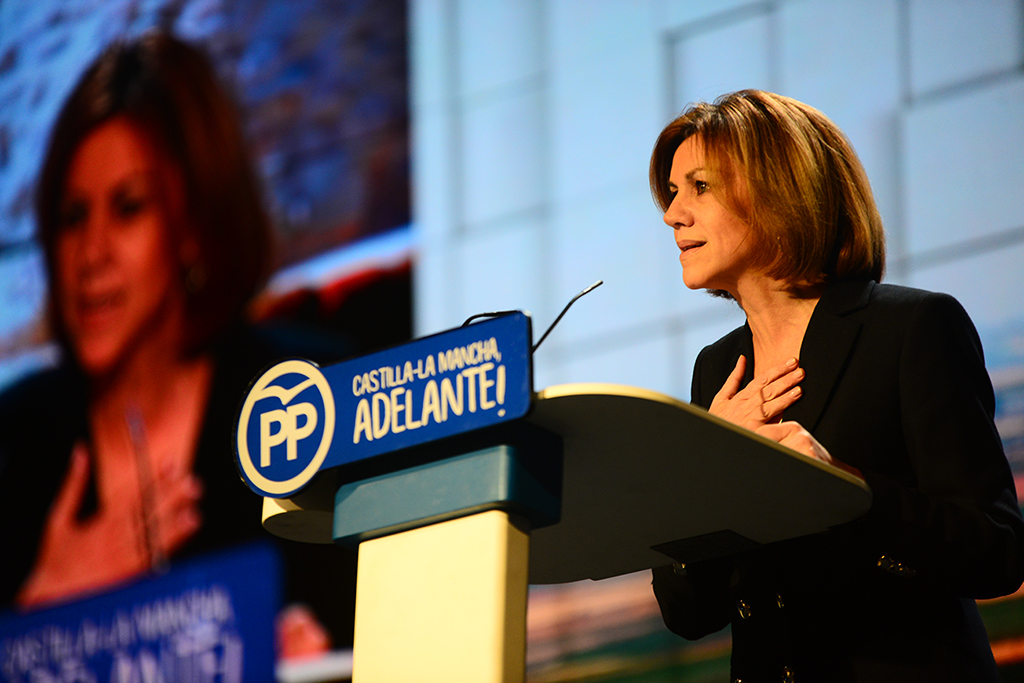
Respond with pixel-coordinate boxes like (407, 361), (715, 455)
(408, 1), (1024, 681)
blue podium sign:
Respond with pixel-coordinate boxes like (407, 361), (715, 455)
(236, 312), (534, 498)
(0, 544), (279, 683)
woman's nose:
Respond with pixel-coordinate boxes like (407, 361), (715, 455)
(663, 195), (693, 229)
(78, 213), (113, 269)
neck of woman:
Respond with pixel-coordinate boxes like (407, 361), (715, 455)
(87, 342), (214, 475)
(734, 277), (822, 375)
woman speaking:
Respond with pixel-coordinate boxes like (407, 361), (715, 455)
(649, 90), (1024, 682)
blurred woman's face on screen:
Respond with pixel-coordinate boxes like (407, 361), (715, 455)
(56, 117), (189, 377)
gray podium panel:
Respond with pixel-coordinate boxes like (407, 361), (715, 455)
(525, 383), (872, 584)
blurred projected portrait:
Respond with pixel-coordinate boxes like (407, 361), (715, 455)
(14, 31), (273, 605)
(0, 23), (403, 659)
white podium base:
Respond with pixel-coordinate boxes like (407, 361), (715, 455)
(352, 509), (529, 682)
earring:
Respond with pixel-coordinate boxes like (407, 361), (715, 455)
(184, 262), (207, 294)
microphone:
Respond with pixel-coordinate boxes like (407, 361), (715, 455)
(531, 280), (603, 353)
(461, 280), (604, 353)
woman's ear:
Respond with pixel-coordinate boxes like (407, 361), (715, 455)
(180, 235), (207, 294)
(179, 234), (200, 266)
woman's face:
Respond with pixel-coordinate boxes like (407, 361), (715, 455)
(663, 136), (756, 296)
(56, 117), (189, 377)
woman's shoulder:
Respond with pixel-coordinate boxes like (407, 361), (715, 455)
(818, 280), (972, 332)
(198, 321), (358, 443)
(0, 364), (83, 483)
(836, 282), (986, 372)
(0, 363), (85, 429)
(210, 322), (356, 386)
(870, 282), (961, 307)
(824, 279), (957, 311)
(860, 282), (974, 330)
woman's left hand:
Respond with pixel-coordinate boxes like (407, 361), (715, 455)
(756, 421), (862, 479)
(276, 603), (333, 661)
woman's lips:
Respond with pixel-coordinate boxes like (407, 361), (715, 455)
(75, 291), (125, 330)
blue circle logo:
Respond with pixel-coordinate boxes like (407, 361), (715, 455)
(236, 360), (335, 497)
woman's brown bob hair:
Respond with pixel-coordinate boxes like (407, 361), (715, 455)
(650, 89), (885, 288)
(36, 31), (273, 352)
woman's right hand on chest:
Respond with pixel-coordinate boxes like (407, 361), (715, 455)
(709, 355), (804, 432)
(16, 442), (202, 609)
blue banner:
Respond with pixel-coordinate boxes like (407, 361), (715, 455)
(0, 544), (279, 683)
(236, 312), (534, 497)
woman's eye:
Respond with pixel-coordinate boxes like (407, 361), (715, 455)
(59, 202), (87, 230)
(694, 180), (708, 195)
(113, 193), (147, 221)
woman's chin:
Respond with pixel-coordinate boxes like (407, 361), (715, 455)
(681, 272), (706, 291)
(72, 340), (125, 379)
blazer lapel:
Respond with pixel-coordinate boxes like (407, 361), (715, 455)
(782, 281), (873, 433)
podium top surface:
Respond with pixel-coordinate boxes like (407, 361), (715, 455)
(261, 383), (873, 584)
(524, 383), (872, 584)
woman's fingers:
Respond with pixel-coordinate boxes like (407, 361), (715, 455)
(140, 461), (202, 556)
(747, 358), (804, 421)
(277, 604), (333, 661)
(49, 443), (91, 528)
(709, 356), (748, 414)
(717, 355), (747, 400)
(757, 358), (803, 400)
(152, 467), (203, 554)
(756, 421), (828, 462)
(710, 356), (804, 430)
(762, 384), (802, 420)
(759, 356), (799, 386)
(755, 421), (803, 444)
(755, 421), (862, 479)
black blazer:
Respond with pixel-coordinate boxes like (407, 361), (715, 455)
(652, 280), (1024, 682)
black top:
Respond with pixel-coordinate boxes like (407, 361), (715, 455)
(652, 280), (1024, 682)
(0, 324), (359, 647)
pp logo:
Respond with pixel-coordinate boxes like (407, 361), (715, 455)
(236, 359), (335, 497)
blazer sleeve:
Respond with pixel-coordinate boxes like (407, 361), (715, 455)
(853, 292), (1024, 598)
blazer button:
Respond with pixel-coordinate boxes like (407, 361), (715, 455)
(877, 555), (917, 577)
(737, 599), (752, 619)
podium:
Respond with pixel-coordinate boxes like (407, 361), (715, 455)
(257, 382), (871, 682)
(235, 313), (870, 681)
